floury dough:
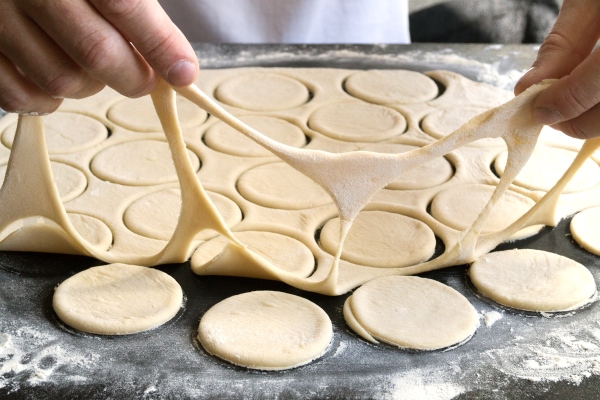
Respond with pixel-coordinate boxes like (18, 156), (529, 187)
(197, 291), (332, 370)
(570, 206), (600, 256)
(53, 263), (183, 334)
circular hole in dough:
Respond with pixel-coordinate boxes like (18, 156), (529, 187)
(344, 70), (439, 105)
(237, 162), (331, 210)
(204, 115), (307, 157)
(344, 276), (478, 350)
(1, 162), (87, 202)
(421, 107), (504, 147)
(90, 140), (200, 186)
(494, 146), (600, 193)
(308, 101), (407, 142)
(430, 183), (542, 240)
(215, 73), (310, 111)
(53, 263), (183, 335)
(319, 210), (436, 268)
(469, 249), (596, 312)
(571, 206), (600, 256)
(2, 112), (108, 153)
(107, 95), (208, 132)
(197, 291), (332, 370)
(68, 213), (113, 251)
(191, 231), (315, 279)
(124, 188), (242, 241)
(362, 143), (453, 190)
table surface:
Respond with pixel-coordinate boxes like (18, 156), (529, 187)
(2, 44), (600, 400)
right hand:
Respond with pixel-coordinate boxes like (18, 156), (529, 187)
(0, 0), (198, 115)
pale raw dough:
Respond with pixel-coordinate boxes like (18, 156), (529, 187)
(53, 263), (183, 334)
(204, 115), (306, 157)
(308, 101), (407, 142)
(68, 213), (113, 250)
(344, 70), (439, 104)
(319, 210), (436, 268)
(570, 206), (600, 256)
(215, 72), (310, 111)
(91, 140), (200, 186)
(469, 249), (596, 312)
(197, 291), (332, 370)
(495, 146), (600, 193)
(344, 276), (479, 350)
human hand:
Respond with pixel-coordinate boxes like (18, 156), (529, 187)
(514, 0), (600, 139)
(0, 0), (198, 115)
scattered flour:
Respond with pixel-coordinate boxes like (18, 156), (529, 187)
(385, 368), (465, 400)
(482, 311), (503, 327)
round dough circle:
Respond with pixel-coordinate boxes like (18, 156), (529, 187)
(216, 73), (310, 111)
(571, 206), (600, 256)
(362, 143), (453, 190)
(204, 116), (306, 157)
(345, 70), (438, 104)
(108, 95), (207, 132)
(309, 101), (406, 142)
(198, 291), (332, 370)
(124, 188), (242, 241)
(347, 276), (478, 350)
(470, 249), (596, 312)
(2, 112), (108, 153)
(1, 161), (87, 202)
(430, 184), (541, 238)
(237, 162), (331, 210)
(91, 140), (200, 186)
(495, 146), (600, 193)
(422, 107), (503, 147)
(53, 263), (183, 334)
(319, 210), (436, 268)
(68, 213), (113, 251)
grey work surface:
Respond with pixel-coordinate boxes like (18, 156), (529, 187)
(2, 44), (600, 399)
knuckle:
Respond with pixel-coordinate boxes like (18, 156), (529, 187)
(99, 0), (144, 18)
(538, 30), (586, 64)
(561, 82), (595, 116)
(140, 29), (179, 63)
(560, 120), (593, 140)
(122, 74), (157, 98)
(0, 89), (30, 113)
(75, 31), (119, 72)
(39, 70), (84, 98)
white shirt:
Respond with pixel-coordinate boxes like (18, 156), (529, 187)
(159, 0), (410, 44)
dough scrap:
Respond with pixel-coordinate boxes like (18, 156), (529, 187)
(197, 291), (332, 370)
(344, 276), (479, 350)
(469, 249), (596, 312)
(570, 206), (600, 256)
(53, 263), (183, 334)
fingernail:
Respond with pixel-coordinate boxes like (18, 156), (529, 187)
(167, 60), (197, 86)
(533, 107), (563, 125)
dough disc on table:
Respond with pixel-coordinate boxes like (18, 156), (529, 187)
(53, 264), (183, 335)
(344, 276), (478, 350)
(571, 206), (600, 256)
(469, 249), (596, 312)
(197, 291), (332, 370)
(319, 210), (436, 268)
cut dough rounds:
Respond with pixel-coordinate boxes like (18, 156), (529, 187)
(68, 213), (113, 250)
(204, 115), (306, 157)
(124, 188), (242, 241)
(108, 95), (207, 132)
(344, 70), (439, 105)
(53, 263), (183, 334)
(470, 249), (596, 312)
(215, 72), (310, 111)
(344, 276), (478, 350)
(91, 140), (200, 186)
(320, 210), (436, 268)
(495, 146), (600, 193)
(237, 162), (332, 210)
(361, 143), (453, 190)
(198, 291), (332, 370)
(308, 101), (407, 142)
(571, 206), (600, 256)
(430, 184), (541, 239)
(2, 112), (107, 153)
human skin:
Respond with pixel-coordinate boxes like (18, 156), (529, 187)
(514, 0), (600, 139)
(0, 0), (198, 115)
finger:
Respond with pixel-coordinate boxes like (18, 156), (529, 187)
(0, 52), (62, 114)
(89, 0), (198, 87)
(532, 46), (600, 125)
(552, 102), (600, 140)
(514, 0), (600, 95)
(25, 0), (157, 97)
(0, 5), (104, 100)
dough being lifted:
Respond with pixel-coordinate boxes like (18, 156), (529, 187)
(53, 263), (183, 335)
(198, 291), (332, 370)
